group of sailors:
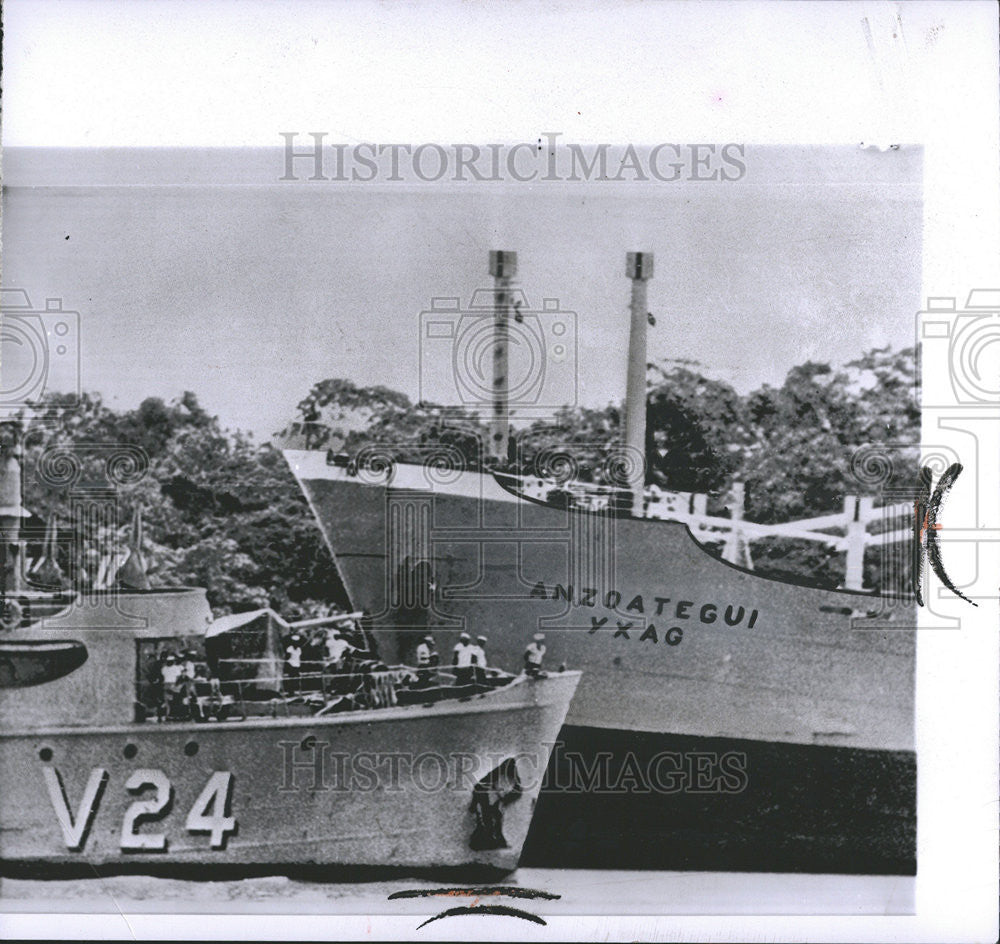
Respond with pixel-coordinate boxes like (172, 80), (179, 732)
(142, 621), (552, 721)
(415, 630), (549, 683)
(412, 631), (489, 687)
(283, 625), (361, 692)
(144, 645), (215, 721)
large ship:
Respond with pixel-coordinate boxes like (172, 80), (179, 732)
(283, 251), (917, 874)
(0, 437), (580, 875)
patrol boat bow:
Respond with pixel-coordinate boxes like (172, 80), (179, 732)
(0, 509), (579, 874)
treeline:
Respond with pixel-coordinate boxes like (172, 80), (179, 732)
(15, 392), (345, 618)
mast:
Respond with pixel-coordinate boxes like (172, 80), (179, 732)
(625, 252), (653, 516)
(0, 422), (26, 593)
(488, 250), (517, 465)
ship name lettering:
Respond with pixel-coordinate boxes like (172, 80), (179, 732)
(527, 582), (760, 630)
(121, 769), (172, 851)
(42, 767), (237, 853)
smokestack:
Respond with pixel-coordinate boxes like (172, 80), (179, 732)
(625, 252), (653, 516)
(488, 250), (517, 464)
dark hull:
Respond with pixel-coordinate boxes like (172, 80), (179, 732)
(524, 725), (914, 875)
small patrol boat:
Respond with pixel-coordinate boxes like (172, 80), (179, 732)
(0, 454), (580, 873)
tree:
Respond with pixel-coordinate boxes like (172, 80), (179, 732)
(645, 363), (751, 493)
(18, 391), (348, 616)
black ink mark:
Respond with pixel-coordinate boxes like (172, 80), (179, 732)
(416, 904), (546, 929)
(389, 885), (559, 930)
(914, 463), (976, 607)
(388, 885), (559, 901)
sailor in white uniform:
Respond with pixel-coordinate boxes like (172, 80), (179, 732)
(325, 628), (355, 670)
(285, 633), (304, 693)
(452, 631), (475, 685)
(470, 634), (488, 686)
(524, 632), (546, 677)
(160, 652), (184, 717)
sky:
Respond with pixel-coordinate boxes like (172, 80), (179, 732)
(1, 145), (922, 440)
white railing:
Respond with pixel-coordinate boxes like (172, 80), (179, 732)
(644, 483), (914, 591)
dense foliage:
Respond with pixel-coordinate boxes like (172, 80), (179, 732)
(14, 392), (346, 618)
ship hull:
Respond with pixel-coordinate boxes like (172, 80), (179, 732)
(285, 453), (914, 751)
(0, 672), (578, 872)
(285, 452), (916, 873)
(525, 724), (915, 875)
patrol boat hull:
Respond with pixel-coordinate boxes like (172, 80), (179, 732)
(0, 674), (578, 872)
(284, 451), (917, 873)
(0, 587), (580, 872)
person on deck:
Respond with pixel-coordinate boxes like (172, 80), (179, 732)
(142, 650), (164, 720)
(325, 627), (355, 670)
(524, 633), (547, 678)
(180, 649), (197, 681)
(452, 632), (475, 685)
(414, 635), (437, 687)
(160, 652), (184, 717)
(471, 635), (489, 686)
(179, 649), (202, 719)
(285, 633), (304, 694)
